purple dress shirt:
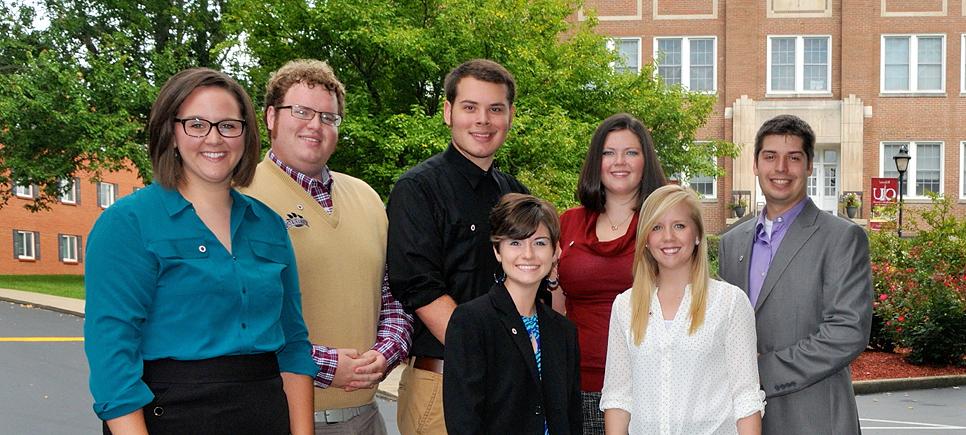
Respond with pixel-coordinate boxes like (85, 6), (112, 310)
(748, 198), (810, 305)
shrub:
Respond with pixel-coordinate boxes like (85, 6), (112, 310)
(903, 286), (966, 365)
(869, 193), (966, 365)
(706, 234), (720, 279)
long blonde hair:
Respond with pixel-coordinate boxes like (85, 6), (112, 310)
(629, 184), (710, 345)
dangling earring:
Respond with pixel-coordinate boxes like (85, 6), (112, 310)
(174, 147), (181, 159)
(494, 272), (506, 284)
(695, 238), (700, 246)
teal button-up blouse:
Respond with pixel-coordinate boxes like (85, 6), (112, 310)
(84, 183), (318, 420)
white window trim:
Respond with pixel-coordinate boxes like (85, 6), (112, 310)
(961, 34), (965, 95)
(15, 230), (36, 260)
(60, 234), (79, 263)
(880, 34), (946, 94)
(766, 35), (832, 95)
(682, 173), (717, 200)
(14, 184), (35, 199)
(98, 182), (116, 209)
(608, 37), (642, 74)
(60, 178), (77, 204)
(653, 36), (717, 93)
(681, 156), (718, 200)
(879, 141), (945, 199)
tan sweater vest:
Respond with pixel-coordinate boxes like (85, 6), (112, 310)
(240, 157), (386, 410)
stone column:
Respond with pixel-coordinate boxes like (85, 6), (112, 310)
(840, 94), (865, 192)
(731, 95), (759, 206)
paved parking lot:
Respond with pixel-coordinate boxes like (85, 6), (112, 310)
(858, 388), (966, 432)
(2, 300), (965, 434)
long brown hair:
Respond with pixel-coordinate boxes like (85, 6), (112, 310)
(577, 113), (667, 212)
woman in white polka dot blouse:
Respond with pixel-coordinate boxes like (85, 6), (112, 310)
(600, 184), (765, 435)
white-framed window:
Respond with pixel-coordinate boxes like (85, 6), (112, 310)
(60, 178), (79, 204)
(608, 37), (641, 74)
(960, 141), (966, 199)
(880, 142), (944, 198)
(97, 182), (117, 208)
(14, 183), (35, 199)
(59, 234), (80, 263)
(961, 34), (965, 94)
(767, 35), (831, 94)
(654, 37), (716, 92)
(881, 34), (945, 93)
(13, 230), (38, 260)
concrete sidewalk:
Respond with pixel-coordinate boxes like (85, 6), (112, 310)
(3, 287), (964, 399)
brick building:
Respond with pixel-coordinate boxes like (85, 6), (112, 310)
(1, 167), (143, 275)
(587, 0), (966, 233)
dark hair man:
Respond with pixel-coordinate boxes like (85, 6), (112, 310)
(386, 59), (529, 434)
(719, 114), (872, 435)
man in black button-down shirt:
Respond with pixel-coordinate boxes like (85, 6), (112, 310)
(387, 59), (529, 434)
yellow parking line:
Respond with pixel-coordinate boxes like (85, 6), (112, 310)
(0, 337), (84, 342)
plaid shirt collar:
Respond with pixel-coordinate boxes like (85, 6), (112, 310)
(268, 150), (334, 212)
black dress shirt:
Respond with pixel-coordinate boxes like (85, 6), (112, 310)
(387, 144), (529, 358)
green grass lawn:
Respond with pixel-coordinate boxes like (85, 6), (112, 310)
(0, 275), (85, 299)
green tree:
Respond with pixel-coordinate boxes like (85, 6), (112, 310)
(0, 0), (230, 210)
(227, 0), (736, 208)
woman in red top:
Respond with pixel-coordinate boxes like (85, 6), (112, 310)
(551, 113), (667, 435)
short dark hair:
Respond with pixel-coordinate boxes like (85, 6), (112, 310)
(577, 113), (668, 212)
(754, 114), (816, 163)
(444, 59), (516, 105)
(490, 193), (560, 251)
(148, 68), (261, 188)
(264, 59), (346, 118)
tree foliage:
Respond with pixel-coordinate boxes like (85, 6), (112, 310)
(1, 0), (736, 211)
(227, 0), (736, 207)
(0, 0), (229, 209)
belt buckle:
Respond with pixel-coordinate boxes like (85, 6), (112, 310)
(318, 404), (365, 424)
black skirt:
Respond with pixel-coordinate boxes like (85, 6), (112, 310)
(103, 353), (290, 435)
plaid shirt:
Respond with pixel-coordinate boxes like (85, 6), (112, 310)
(269, 150), (335, 214)
(269, 151), (413, 388)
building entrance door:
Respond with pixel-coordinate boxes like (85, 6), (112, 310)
(808, 148), (839, 214)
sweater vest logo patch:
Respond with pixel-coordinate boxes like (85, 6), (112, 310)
(284, 212), (309, 229)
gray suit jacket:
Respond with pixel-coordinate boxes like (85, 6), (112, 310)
(719, 199), (872, 435)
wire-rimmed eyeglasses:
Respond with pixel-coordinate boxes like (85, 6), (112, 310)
(276, 105), (342, 127)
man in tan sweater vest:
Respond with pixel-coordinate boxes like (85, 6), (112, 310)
(240, 59), (413, 435)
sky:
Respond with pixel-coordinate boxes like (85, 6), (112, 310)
(4, 0), (49, 30)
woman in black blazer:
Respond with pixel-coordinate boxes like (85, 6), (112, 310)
(444, 193), (582, 435)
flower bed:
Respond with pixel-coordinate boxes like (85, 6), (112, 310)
(869, 193), (966, 365)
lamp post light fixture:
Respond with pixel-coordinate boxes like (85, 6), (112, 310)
(893, 145), (911, 238)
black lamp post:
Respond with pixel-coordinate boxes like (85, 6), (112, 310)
(893, 145), (911, 238)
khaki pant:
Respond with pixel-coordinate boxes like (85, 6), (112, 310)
(396, 362), (447, 435)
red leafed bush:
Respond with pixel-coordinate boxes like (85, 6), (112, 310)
(869, 193), (966, 365)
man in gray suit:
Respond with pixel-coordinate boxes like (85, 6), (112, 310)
(719, 114), (872, 435)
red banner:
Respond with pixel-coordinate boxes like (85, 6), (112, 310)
(869, 177), (898, 230)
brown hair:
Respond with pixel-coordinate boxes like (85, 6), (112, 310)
(577, 113), (668, 212)
(148, 67), (261, 188)
(754, 114), (816, 164)
(490, 193), (560, 251)
(629, 184), (710, 344)
(264, 59), (346, 118)
(444, 59), (516, 105)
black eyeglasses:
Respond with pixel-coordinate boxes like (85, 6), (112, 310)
(276, 105), (342, 127)
(174, 117), (247, 138)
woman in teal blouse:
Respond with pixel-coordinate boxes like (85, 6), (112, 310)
(84, 68), (317, 435)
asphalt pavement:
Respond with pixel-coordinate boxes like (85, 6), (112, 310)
(2, 293), (966, 434)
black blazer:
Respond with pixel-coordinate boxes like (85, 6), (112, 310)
(443, 283), (582, 435)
